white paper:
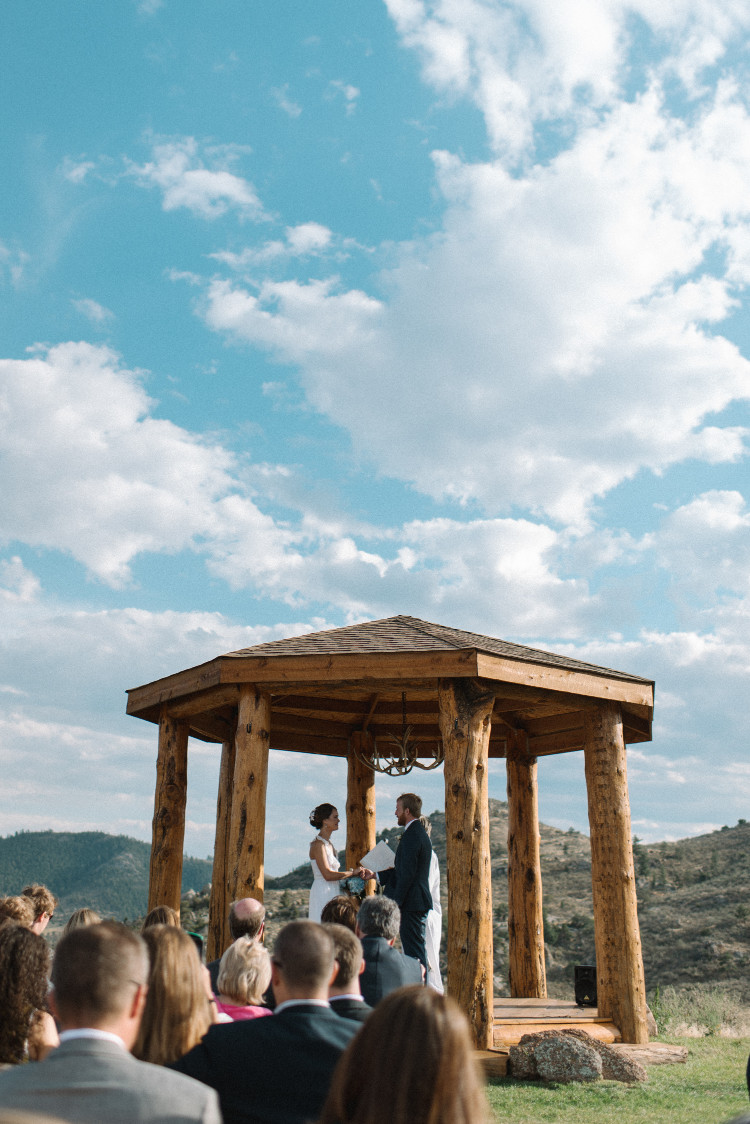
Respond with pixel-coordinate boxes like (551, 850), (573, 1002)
(359, 840), (397, 870)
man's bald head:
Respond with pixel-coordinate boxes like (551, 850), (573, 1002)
(229, 898), (266, 941)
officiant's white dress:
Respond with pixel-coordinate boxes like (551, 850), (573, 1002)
(425, 851), (444, 993)
(308, 834), (341, 922)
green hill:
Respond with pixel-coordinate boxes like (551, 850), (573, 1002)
(0, 830), (212, 921)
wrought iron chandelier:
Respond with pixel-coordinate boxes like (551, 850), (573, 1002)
(349, 692), (444, 776)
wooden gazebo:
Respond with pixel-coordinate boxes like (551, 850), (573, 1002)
(126, 615), (653, 1046)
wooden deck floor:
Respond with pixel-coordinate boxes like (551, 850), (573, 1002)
(492, 997), (620, 1049)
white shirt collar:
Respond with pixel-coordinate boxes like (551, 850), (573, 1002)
(59, 1029), (127, 1049)
(274, 999), (330, 1014)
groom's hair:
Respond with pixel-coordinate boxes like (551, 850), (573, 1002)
(357, 897), (400, 942)
(397, 793), (422, 817)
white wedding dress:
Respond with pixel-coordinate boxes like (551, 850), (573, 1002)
(308, 834), (341, 922)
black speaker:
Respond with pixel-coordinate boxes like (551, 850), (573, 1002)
(574, 964), (597, 1007)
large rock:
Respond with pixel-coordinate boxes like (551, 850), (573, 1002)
(507, 1042), (538, 1079)
(509, 1028), (647, 1084)
(534, 1035), (603, 1084)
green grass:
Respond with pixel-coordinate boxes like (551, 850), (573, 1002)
(486, 1037), (750, 1123)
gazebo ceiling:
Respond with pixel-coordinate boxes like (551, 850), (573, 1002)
(126, 615), (654, 757)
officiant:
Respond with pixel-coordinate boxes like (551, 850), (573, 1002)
(360, 793), (432, 971)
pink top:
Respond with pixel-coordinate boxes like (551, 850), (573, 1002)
(215, 999), (272, 1021)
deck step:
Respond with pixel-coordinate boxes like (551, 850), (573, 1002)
(476, 1049), (509, 1079)
(493, 1019), (620, 1048)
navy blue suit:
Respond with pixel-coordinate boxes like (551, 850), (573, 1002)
(172, 1002), (359, 1124)
(378, 819), (432, 968)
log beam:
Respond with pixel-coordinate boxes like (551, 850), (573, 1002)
(148, 707), (189, 914)
(506, 730), (547, 998)
(207, 726), (236, 962)
(439, 677), (496, 1049)
(228, 686), (271, 904)
(346, 734), (376, 898)
(584, 702), (648, 1044)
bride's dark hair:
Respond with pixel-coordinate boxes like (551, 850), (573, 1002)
(309, 803), (336, 829)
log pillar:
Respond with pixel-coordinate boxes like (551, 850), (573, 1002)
(438, 677), (495, 1049)
(346, 734), (376, 897)
(148, 706), (189, 914)
(207, 723), (237, 962)
(228, 686), (271, 904)
(506, 729), (547, 998)
(584, 701), (648, 1043)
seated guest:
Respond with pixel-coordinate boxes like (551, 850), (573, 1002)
(323, 923), (371, 1024)
(356, 897), (422, 1007)
(140, 905), (179, 931)
(0, 898), (35, 930)
(0, 921), (220, 1123)
(320, 896), (358, 932)
(21, 884), (58, 936)
(215, 937), (272, 1021)
(172, 920), (360, 1124)
(207, 897), (266, 991)
(0, 924), (59, 1065)
(319, 986), (489, 1124)
(20, 881), (56, 935)
(62, 908), (101, 937)
(133, 925), (217, 1066)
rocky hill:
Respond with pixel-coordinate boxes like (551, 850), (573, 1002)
(265, 800), (750, 1001)
(3, 810), (749, 1001)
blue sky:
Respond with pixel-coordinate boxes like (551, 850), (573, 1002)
(1, 0), (749, 875)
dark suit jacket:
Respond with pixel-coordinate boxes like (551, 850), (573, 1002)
(172, 1002), (359, 1124)
(359, 935), (423, 1007)
(329, 995), (372, 1023)
(0, 1037), (220, 1124)
(379, 819), (432, 913)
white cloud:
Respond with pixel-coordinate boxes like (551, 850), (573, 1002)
(285, 222), (332, 254)
(127, 136), (264, 220)
(0, 341), (296, 586)
(0, 558), (40, 604)
(384, 0), (750, 159)
(270, 85), (303, 118)
(72, 297), (115, 323)
(652, 490), (750, 602)
(208, 223), (333, 271)
(0, 240), (30, 287)
(329, 80), (360, 115)
(202, 84), (750, 525)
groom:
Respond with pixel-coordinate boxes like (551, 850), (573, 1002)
(361, 792), (432, 971)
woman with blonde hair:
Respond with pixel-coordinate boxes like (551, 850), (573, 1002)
(133, 924), (217, 1066)
(318, 986), (489, 1124)
(215, 937), (272, 1021)
(141, 904), (180, 931)
(62, 907), (101, 936)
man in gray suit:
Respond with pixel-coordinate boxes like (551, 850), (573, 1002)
(356, 896), (422, 1007)
(0, 921), (221, 1124)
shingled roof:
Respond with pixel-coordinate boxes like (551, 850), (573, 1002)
(222, 614), (651, 685)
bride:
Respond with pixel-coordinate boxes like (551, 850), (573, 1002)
(308, 803), (360, 922)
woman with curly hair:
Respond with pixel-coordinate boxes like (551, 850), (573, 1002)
(132, 924), (217, 1066)
(0, 924), (59, 1066)
(318, 986), (489, 1124)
